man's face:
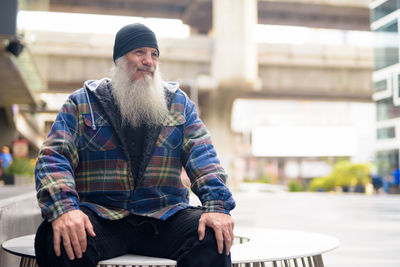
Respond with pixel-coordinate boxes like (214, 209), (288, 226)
(124, 47), (159, 81)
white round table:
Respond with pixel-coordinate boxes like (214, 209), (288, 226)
(231, 227), (339, 266)
(2, 227), (339, 267)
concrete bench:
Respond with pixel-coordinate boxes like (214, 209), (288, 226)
(2, 227), (339, 267)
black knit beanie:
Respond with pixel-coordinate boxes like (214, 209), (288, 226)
(113, 23), (159, 63)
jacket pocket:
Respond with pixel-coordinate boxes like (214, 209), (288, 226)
(79, 113), (117, 151)
(156, 112), (186, 149)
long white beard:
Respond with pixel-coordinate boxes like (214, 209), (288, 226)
(110, 57), (168, 127)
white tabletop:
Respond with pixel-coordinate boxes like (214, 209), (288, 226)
(231, 227), (340, 263)
(2, 227), (339, 265)
(2, 235), (36, 258)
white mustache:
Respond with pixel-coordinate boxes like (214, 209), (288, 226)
(137, 66), (154, 74)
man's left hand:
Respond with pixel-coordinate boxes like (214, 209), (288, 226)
(198, 212), (234, 255)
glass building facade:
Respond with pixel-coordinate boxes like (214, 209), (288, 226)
(372, 0), (400, 177)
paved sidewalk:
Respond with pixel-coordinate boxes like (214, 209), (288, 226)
(0, 184), (36, 200)
(231, 184), (400, 267)
(0, 183), (41, 267)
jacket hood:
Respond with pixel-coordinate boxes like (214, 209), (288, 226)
(163, 81), (179, 93)
(84, 78), (110, 92)
(83, 78), (179, 93)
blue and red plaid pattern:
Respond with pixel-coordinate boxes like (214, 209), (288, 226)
(35, 80), (235, 221)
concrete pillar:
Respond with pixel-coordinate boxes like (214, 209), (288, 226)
(211, 0), (258, 89)
(202, 0), (258, 183)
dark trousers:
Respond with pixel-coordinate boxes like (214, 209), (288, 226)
(35, 207), (231, 267)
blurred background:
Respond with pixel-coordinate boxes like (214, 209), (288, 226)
(0, 0), (380, 190)
(0, 0), (400, 266)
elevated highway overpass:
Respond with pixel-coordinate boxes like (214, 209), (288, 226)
(47, 0), (370, 32)
(28, 30), (372, 101)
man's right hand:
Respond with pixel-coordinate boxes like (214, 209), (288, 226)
(51, 209), (96, 260)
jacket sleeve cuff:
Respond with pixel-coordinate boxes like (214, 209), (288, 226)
(44, 199), (80, 222)
(202, 200), (232, 215)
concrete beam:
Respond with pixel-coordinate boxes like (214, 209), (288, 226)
(46, 0), (370, 32)
(14, 112), (45, 149)
(259, 0), (370, 8)
(181, 0), (212, 34)
(48, 0), (188, 19)
(258, 44), (372, 69)
(257, 64), (372, 101)
(0, 44), (37, 107)
(258, 1), (370, 31)
(26, 30), (372, 101)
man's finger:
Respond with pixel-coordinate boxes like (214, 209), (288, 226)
(214, 228), (224, 254)
(229, 220), (235, 234)
(70, 231), (83, 259)
(53, 230), (61, 257)
(61, 232), (75, 260)
(84, 216), (96, 237)
(223, 228), (233, 255)
(77, 229), (87, 253)
(198, 219), (206, 240)
(78, 216), (91, 253)
(228, 221), (234, 254)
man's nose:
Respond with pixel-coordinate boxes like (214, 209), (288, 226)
(142, 52), (153, 66)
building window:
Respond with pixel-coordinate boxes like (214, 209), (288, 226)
(398, 74), (400, 97)
(374, 20), (399, 71)
(377, 127), (396, 140)
(372, 0), (400, 22)
(376, 149), (399, 177)
(376, 98), (400, 121)
(374, 79), (388, 92)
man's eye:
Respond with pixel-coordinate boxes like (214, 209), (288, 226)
(136, 50), (144, 54)
(152, 52), (159, 57)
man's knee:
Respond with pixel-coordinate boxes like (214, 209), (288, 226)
(34, 220), (98, 267)
(35, 220), (53, 266)
(177, 227), (231, 267)
(201, 227), (229, 254)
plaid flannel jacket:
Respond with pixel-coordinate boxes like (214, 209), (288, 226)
(35, 79), (235, 221)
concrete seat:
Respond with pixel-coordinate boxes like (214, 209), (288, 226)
(2, 227), (339, 267)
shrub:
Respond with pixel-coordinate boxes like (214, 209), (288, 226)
(309, 176), (336, 192)
(288, 180), (306, 192)
(309, 161), (371, 192)
(4, 158), (36, 176)
(331, 161), (371, 187)
(309, 177), (326, 192)
(258, 175), (272, 184)
(244, 175), (272, 184)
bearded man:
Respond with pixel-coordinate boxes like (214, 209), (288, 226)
(34, 23), (235, 267)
